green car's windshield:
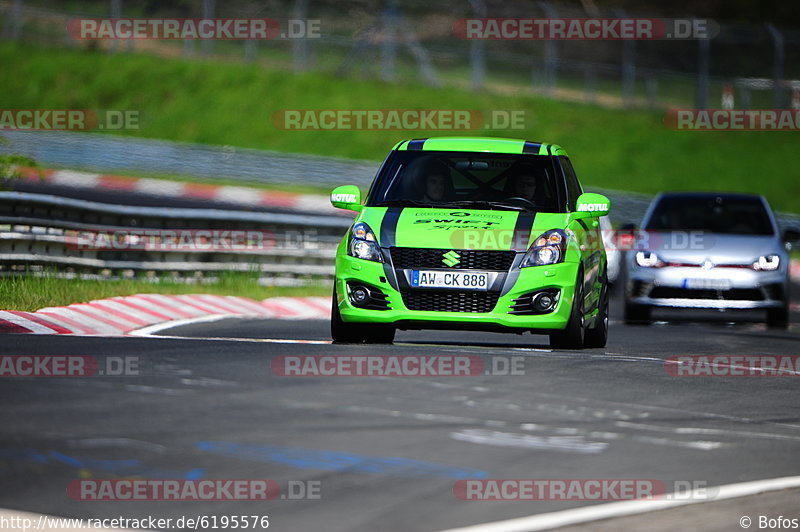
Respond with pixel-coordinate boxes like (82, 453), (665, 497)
(367, 151), (564, 212)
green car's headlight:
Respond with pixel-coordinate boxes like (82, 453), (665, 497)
(521, 229), (568, 267)
(348, 222), (383, 262)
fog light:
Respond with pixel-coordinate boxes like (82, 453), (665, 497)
(532, 293), (556, 312)
(351, 286), (370, 306)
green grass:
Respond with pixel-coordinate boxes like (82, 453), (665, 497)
(1, 42), (798, 214)
(0, 273), (330, 312)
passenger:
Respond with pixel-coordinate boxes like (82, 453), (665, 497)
(418, 162), (454, 202)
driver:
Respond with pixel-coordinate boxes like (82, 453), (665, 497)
(512, 173), (538, 202)
(418, 161), (453, 202)
(507, 166), (541, 204)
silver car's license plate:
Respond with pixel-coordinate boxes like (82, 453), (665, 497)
(682, 278), (732, 290)
(411, 270), (489, 290)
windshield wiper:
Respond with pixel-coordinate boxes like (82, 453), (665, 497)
(375, 200), (443, 207)
(447, 200), (530, 212)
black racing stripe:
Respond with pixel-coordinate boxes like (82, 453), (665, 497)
(522, 141), (541, 154)
(512, 211), (536, 252)
(407, 139), (427, 150)
(380, 207), (403, 291)
(379, 207), (403, 248)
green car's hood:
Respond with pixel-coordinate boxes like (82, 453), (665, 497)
(358, 207), (569, 251)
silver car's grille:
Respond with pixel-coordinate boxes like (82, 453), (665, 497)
(648, 286), (764, 301)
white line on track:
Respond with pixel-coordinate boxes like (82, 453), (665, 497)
(128, 313), (248, 336)
(438, 476), (800, 532)
(615, 420), (800, 442)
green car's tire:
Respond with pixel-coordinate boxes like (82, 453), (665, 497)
(584, 273), (609, 348)
(331, 288), (395, 344)
(331, 289), (361, 343)
(550, 270), (586, 350)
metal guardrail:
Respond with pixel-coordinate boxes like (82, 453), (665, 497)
(2, 188), (797, 283)
(0, 131), (379, 188)
(0, 192), (352, 279)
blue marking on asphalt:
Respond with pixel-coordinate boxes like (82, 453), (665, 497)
(196, 441), (488, 479)
(0, 448), (204, 479)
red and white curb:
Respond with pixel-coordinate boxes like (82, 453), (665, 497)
(0, 295), (331, 335)
(18, 167), (338, 214)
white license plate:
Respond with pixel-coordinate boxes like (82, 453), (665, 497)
(411, 270), (489, 290)
(682, 278), (732, 290)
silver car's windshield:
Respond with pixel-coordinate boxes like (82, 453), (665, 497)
(644, 195), (775, 236)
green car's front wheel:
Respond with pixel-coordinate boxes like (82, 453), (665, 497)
(331, 288), (395, 344)
(549, 270), (586, 350)
(584, 273), (609, 348)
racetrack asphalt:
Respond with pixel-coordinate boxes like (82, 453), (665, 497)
(1, 286), (798, 531)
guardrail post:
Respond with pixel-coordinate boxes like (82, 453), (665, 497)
(766, 24), (785, 108)
(468, 0), (486, 91)
(696, 35), (710, 109)
(584, 65), (597, 104)
(536, 1), (558, 97)
(615, 9), (636, 108)
(109, 0), (121, 53)
(11, 0), (22, 40)
(201, 0), (215, 56)
(380, 0), (398, 82)
(646, 76), (658, 110)
(293, 0), (310, 72)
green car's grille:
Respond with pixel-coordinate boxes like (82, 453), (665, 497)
(390, 247), (516, 271)
(400, 290), (500, 313)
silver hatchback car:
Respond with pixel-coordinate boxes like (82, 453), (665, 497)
(623, 193), (798, 328)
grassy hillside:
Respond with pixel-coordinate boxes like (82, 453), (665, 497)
(2, 43), (798, 213)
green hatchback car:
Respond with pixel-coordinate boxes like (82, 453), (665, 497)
(330, 137), (611, 349)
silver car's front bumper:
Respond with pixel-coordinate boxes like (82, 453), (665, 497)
(626, 265), (788, 309)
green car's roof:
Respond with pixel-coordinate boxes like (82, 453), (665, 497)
(392, 137), (567, 157)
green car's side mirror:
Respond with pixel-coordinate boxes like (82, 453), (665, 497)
(575, 193), (611, 218)
(330, 185), (363, 212)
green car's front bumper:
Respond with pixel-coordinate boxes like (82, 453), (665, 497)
(335, 252), (581, 332)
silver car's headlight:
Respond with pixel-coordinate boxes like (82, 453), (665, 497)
(635, 251), (663, 268)
(348, 222), (382, 262)
(753, 254), (780, 271)
(521, 229), (568, 268)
